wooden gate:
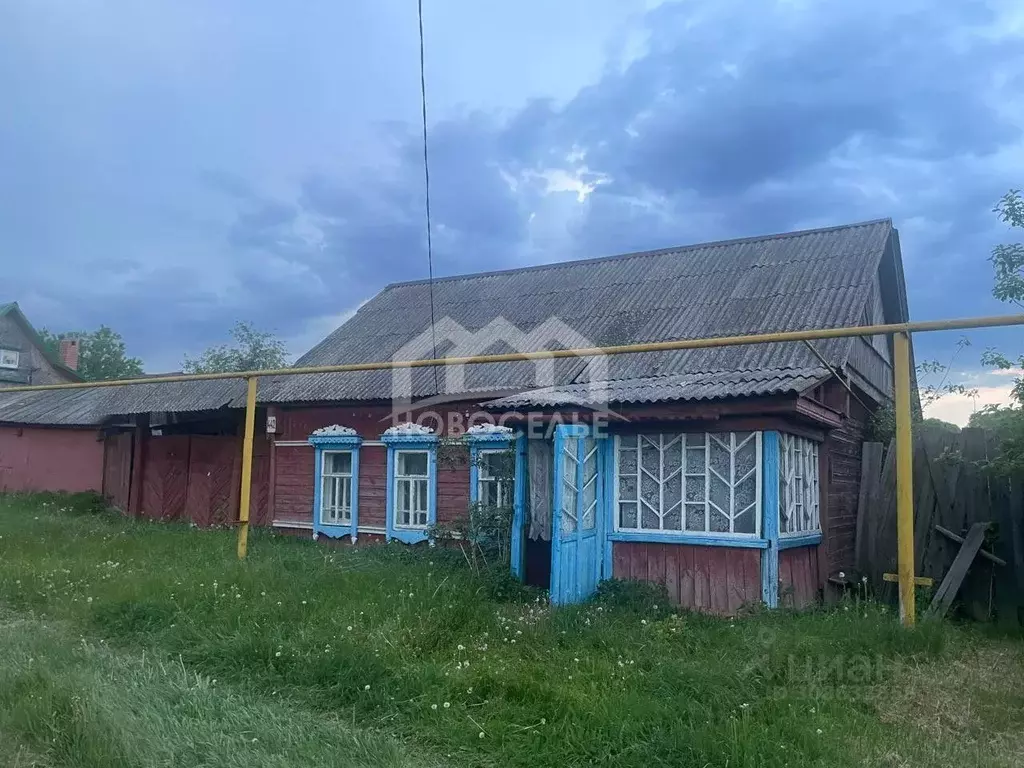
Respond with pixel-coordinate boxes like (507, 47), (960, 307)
(141, 435), (190, 521)
(856, 427), (1024, 624)
(102, 432), (133, 511)
(184, 436), (240, 526)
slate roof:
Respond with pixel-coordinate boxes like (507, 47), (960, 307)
(0, 379), (246, 426)
(258, 218), (895, 407)
(0, 218), (898, 424)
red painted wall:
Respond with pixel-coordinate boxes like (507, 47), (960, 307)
(612, 541), (762, 615)
(779, 546), (820, 609)
(0, 425), (104, 493)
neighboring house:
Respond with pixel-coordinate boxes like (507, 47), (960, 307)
(0, 302), (102, 493)
(0, 302), (81, 387)
(0, 219), (909, 615)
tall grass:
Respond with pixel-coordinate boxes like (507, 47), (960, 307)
(1, 492), (1021, 767)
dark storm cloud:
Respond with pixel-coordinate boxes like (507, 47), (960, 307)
(3, 0), (1021, 370)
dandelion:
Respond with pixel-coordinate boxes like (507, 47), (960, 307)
(839, 571), (846, 580)
(540, 718), (546, 725)
(641, 619), (647, 625)
(364, 684), (371, 691)
(275, 651), (282, 657)
(302, 600), (307, 605)
(740, 703), (750, 709)
(816, 728), (823, 735)
(457, 644), (466, 651)
(347, 626), (353, 631)
(431, 704), (438, 710)
(478, 732), (485, 739)
(261, 591), (266, 596)
(443, 702), (450, 708)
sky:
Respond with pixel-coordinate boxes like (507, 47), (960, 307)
(1, 0), (1022, 424)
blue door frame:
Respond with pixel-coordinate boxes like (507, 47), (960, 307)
(551, 424), (606, 604)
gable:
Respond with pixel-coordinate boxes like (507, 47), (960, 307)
(0, 304), (80, 387)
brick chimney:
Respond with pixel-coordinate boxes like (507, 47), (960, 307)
(59, 338), (80, 371)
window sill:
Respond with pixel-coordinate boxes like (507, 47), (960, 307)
(778, 532), (823, 549)
(608, 531), (768, 549)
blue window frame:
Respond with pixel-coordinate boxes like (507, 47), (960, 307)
(467, 429), (527, 579)
(308, 430), (362, 541)
(382, 431), (438, 544)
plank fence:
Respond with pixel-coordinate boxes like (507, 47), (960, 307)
(856, 427), (1024, 624)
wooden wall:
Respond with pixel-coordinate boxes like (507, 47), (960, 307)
(133, 433), (269, 526)
(102, 432), (133, 510)
(779, 546), (820, 609)
(825, 391), (871, 577)
(270, 404), (476, 528)
(611, 542), (762, 615)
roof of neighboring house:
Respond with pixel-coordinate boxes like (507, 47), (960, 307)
(0, 302), (83, 382)
(0, 379), (247, 426)
(257, 218), (901, 407)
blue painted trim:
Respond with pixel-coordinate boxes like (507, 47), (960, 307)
(556, 423), (589, 438)
(761, 431), (780, 608)
(601, 437), (615, 581)
(550, 428), (565, 603)
(574, 426), (586, 604)
(382, 435), (438, 544)
(308, 435), (362, 542)
(511, 434), (527, 580)
(779, 532), (823, 550)
(607, 531), (769, 549)
(465, 432), (516, 444)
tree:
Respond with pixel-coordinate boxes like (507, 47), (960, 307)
(977, 189), (1024, 476)
(38, 326), (143, 382)
(920, 418), (961, 434)
(182, 321), (289, 374)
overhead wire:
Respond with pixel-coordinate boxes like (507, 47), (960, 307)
(417, 0), (441, 395)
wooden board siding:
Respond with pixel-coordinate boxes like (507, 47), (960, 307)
(102, 433), (133, 511)
(273, 444), (315, 525)
(359, 446), (388, 528)
(141, 435), (190, 521)
(826, 395), (870, 576)
(183, 436), (240, 527)
(611, 542), (761, 615)
(779, 546), (820, 609)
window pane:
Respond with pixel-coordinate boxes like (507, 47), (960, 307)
(619, 502), (637, 528)
(685, 477), (704, 502)
(735, 437), (756, 477)
(664, 442), (683, 476)
(685, 503), (706, 532)
(619, 434), (637, 449)
(709, 474), (730, 514)
(640, 474), (659, 509)
(641, 506), (659, 530)
(686, 448), (705, 474)
(416, 479), (428, 511)
(618, 447), (638, 474)
(710, 508), (730, 533)
(664, 506), (682, 531)
(709, 437), (730, 479)
(398, 452), (428, 476)
(620, 475), (637, 499)
(733, 507), (756, 534)
(325, 452), (352, 475)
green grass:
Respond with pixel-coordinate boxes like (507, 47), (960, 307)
(1, 492), (1023, 767)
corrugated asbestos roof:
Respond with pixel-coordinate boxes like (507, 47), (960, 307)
(258, 218), (894, 407)
(0, 219), (894, 424)
(0, 379), (246, 426)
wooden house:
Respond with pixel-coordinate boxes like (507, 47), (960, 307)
(0, 219), (909, 613)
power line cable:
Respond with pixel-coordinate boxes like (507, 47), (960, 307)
(417, 0), (440, 395)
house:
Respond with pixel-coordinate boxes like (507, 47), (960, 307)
(0, 219), (908, 613)
(0, 302), (81, 387)
(0, 302), (104, 492)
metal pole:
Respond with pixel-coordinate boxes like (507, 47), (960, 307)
(893, 332), (915, 627)
(237, 376), (258, 560)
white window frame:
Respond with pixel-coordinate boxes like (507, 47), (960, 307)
(0, 349), (19, 369)
(394, 449), (431, 529)
(613, 431), (763, 538)
(779, 434), (821, 536)
(476, 449), (512, 508)
(319, 450), (354, 527)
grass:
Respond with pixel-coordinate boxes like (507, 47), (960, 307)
(0, 492), (1022, 767)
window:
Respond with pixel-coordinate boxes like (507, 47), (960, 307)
(0, 349), (19, 369)
(615, 432), (761, 537)
(477, 450), (512, 508)
(395, 450), (430, 528)
(308, 427), (362, 540)
(779, 434), (820, 534)
(320, 451), (354, 526)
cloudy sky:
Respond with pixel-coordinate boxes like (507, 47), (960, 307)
(2, 1), (1022, 422)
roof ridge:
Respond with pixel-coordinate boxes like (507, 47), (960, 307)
(381, 218), (893, 290)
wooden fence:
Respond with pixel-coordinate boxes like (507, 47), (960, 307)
(856, 427), (1024, 624)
